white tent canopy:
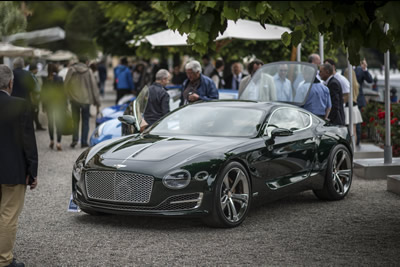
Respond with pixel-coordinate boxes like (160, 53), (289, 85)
(3, 27), (65, 45)
(0, 42), (34, 57)
(45, 50), (77, 61)
(130, 19), (291, 47)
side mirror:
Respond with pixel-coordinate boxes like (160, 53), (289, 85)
(118, 115), (136, 125)
(271, 128), (293, 138)
(118, 115), (140, 134)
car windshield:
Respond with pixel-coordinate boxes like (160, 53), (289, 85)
(149, 105), (264, 137)
(240, 62), (317, 105)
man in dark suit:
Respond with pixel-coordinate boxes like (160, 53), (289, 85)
(0, 64), (38, 267)
(143, 69), (171, 127)
(11, 57), (44, 131)
(355, 58), (373, 145)
(225, 62), (247, 90)
(319, 63), (345, 125)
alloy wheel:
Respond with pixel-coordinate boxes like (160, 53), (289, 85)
(219, 167), (250, 223)
(331, 148), (352, 195)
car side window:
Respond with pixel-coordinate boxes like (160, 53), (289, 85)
(265, 108), (310, 136)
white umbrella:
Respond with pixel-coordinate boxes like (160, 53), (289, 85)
(145, 30), (189, 46)
(0, 42), (34, 57)
(126, 38), (147, 47)
(3, 27), (65, 45)
(216, 19), (291, 41)
(135, 19), (291, 47)
(45, 50), (77, 61)
(33, 48), (52, 58)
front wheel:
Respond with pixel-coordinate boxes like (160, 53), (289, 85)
(203, 162), (251, 228)
(313, 144), (353, 200)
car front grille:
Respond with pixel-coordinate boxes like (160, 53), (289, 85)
(85, 171), (154, 204)
(83, 193), (203, 212)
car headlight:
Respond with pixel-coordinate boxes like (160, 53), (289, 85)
(73, 162), (84, 181)
(163, 170), (191, 189)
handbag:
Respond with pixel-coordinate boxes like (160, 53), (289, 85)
(61, 105), (74, 136)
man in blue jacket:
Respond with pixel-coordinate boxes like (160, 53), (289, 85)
(180, 60), (219, 106)
(114, 57), (134, 104)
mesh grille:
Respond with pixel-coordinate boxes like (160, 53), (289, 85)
(85, 171), (154, 203)
(84, 193), (202, 212)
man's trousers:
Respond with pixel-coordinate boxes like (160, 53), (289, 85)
(0, 184), (26, 266)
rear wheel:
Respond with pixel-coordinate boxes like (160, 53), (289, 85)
(313, 144), (353, 200)
(203, 162), (251, 228)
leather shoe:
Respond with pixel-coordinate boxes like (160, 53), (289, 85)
(81, 144), (89, 148)
(5, 258), (25, 267)
(70, 141), (78, 148)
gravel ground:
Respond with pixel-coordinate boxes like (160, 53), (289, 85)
(12, 83), (400, 266)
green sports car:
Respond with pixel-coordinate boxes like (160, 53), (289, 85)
(72, 62), (353, 228)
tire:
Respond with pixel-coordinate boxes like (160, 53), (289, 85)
(203, 162), (252, 228)
(313, 144), (353, 200)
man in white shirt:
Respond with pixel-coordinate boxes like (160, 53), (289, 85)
(273, 64), (292, 101)
(308, 53), (322, 81)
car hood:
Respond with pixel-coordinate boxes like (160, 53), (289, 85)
(89, 134), (246, 163)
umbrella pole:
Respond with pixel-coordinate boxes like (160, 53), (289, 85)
(297, 43), (302, 62)
(319, 33), (324, 63)
(290, 46), (297, 61)
(384, 23), (392, 164)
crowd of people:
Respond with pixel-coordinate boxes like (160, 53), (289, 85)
(1, 53), (374, 151)
(110, 54), (374, 149)
(6, 56), (102, 152)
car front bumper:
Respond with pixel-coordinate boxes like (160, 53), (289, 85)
(72, 172), (213, 217)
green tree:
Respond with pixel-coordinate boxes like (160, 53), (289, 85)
(95, 20), (137, 56)
(97, 1), (178, 58)
(65, 2), (102, 57)
(0, 1), (26, 38)
(154, 1), (398, 64)
(25, 1), (104, 57)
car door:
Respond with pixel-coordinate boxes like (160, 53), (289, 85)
(261, 107), (316, 190)
(122, 86), (149, 135)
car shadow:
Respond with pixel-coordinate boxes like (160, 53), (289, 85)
(73, 212), (208, 230)
(71, 191), (329, 231)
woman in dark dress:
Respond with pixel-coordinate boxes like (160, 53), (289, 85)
(41, 63), (66, 151)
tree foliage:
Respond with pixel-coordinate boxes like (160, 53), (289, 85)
(65, 2), (102, 57)
(154, 1), (398, 65)
(94, 20), (137, 56)
(97, 1), (167, 57)
(25, 1), (102, 57)
(96, 1), (324, 61)
(0, 1), (27, 38)
(23, 1), (399, 65)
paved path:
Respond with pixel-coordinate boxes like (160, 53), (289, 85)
(12, 82), (400, 266)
